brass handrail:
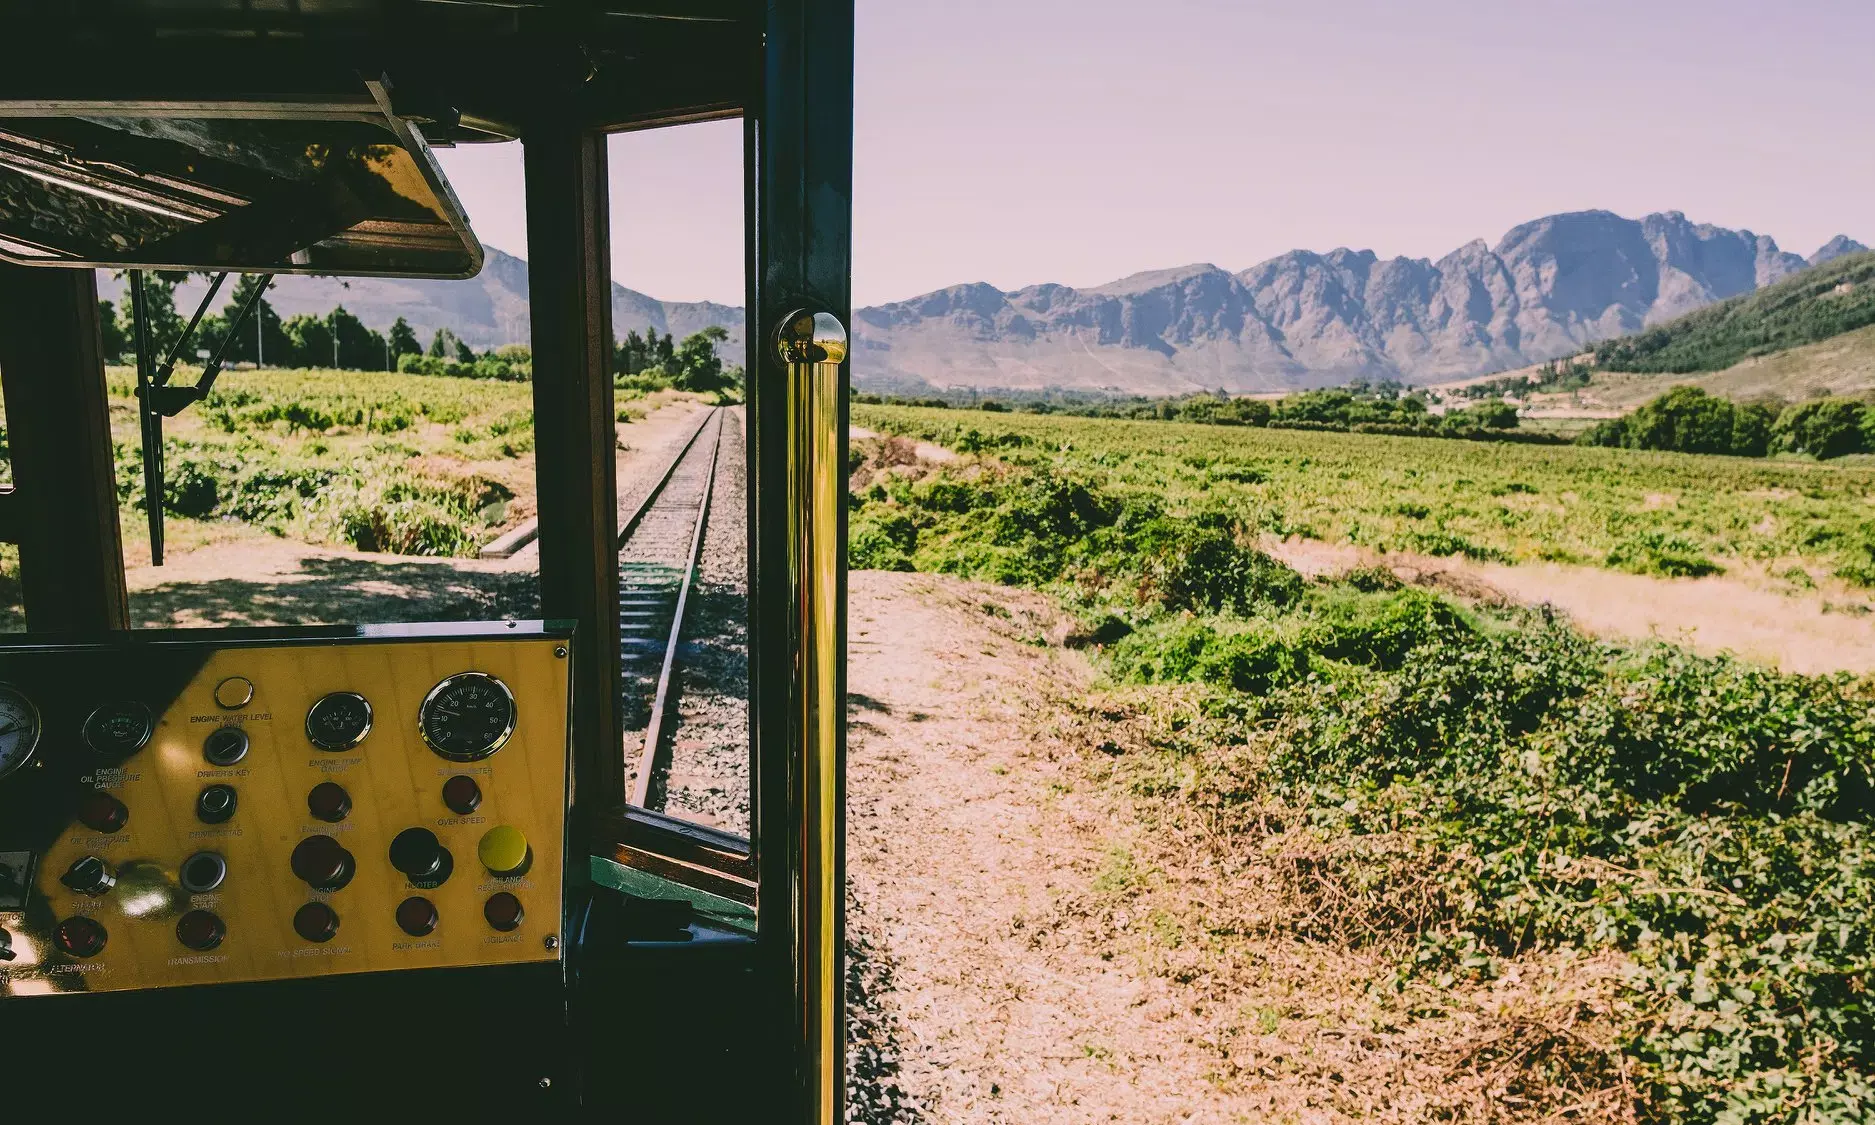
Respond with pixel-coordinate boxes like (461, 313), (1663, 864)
(778, 308), (846, 1123)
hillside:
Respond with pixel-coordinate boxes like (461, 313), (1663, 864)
(1546, 325), (1875, 414)
(1592, 248), (1875, 374)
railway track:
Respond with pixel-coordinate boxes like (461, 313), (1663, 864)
(618, 405), (727, 810)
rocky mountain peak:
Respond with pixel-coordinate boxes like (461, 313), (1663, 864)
(1810, 235), (1870, 266)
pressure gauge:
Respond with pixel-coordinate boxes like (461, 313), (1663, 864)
(418, 673), (517, 762)
(83, 701), (153, 760)
(0, 683), (42, 781)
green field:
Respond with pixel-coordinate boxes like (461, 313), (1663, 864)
(94, 365), (541, 560)
(853, 404), (1875, 587)
(847, 404), (1875, 1123)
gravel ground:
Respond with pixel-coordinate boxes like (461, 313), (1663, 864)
(847, 889), (930, 1124)
(658, 406), (751, 834)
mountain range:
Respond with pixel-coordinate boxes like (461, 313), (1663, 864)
(107, 211), (1865, 393)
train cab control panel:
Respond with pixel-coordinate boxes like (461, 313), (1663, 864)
(0, 622), (572, 998)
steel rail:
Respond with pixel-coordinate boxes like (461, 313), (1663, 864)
(616, 404), (718, 549)
(627, 408), (723, 809)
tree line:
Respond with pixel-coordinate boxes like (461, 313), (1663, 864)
(96, 274), (741, 391)
(1580, 385), (1875, 460)
(856, 381), (1545, 443)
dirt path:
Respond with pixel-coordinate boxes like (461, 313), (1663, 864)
(1263, 535), (1875, 676)
(845, 571), (1639, 1124)
(846, 571), (1233, 1123)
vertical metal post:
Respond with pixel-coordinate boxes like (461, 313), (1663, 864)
(776, 311), (847, 1122)
(750, 1), (854, 1120)
(129, 270), (166, 566)
(524, 123), (623, 840)
(0, 264), (130, 631)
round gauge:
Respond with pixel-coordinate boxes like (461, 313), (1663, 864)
(305, 692), (373, 753)
(418, 673), (517, 762)
(0, 683), (42, 781)
(83, 701), (153, 760)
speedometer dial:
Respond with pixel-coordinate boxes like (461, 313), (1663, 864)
(0, 683), (42, 781)
(418, 673), (517, 762)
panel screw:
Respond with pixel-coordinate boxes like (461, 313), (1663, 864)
(544, 934), (558, 950)
(554, 646), (567, 659)
(539, 1076), (553, 1089)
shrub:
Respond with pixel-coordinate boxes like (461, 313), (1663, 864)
(1606, 530), (1724, 578)
(1775, 397), (1870, 460)
(1137, 517), (1303, 614)
(1629, 387), (1746, 454)
(1109, 619), (1311, 694)
(1307, 587), (1472, 671)
(848, 509), (917, 571)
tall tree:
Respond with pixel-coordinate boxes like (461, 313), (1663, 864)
(389, 317), (421, 361)
(209, 274), (288, 367)
(328, 306), (385, 370)
(282, 314), (333, 370)
(670, 326), (735, 393)
(97, 300), (127, 362)
(114, 271), (189, 362)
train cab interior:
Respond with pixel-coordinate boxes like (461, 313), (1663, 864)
(0, 2), (852, 1119)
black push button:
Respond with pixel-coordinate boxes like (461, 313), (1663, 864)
(290, 835), (354, 891)
(176, 909), (226, 951)
(293, 902), (339, 943)
(196, 784), (238, 824)
(396, 896), (439, 937)
(389, 828), (449, 882)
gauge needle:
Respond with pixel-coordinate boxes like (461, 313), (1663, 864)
(0, 721), (26, 737)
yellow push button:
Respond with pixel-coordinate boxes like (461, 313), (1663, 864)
(213, 676), (255, 710)
(478, 826), (530, 877)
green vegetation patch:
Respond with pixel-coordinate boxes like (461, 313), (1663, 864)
(849, 430), (1875, 1120)
(1583, 385), (1874, 462)
(853, 405), (1875, 585)
(107, 367), (533, 557)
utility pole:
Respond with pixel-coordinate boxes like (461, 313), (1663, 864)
(255, 304), (263, 367)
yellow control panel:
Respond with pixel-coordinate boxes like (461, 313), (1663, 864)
(0, 626), (571, 996)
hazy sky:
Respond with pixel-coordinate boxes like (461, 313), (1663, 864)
(438, 0), (1875, 307)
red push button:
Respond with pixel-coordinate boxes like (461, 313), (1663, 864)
(396, 896), (439, 937)
(483, 892), (524, 933)
(306, 782), (352, 824)
(176, 909), (226, 951)
(293, 902), (340, 943)
(442, 775), (482, 815)
(53, 916), (108, 958)
(75, 791), (128, 834)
